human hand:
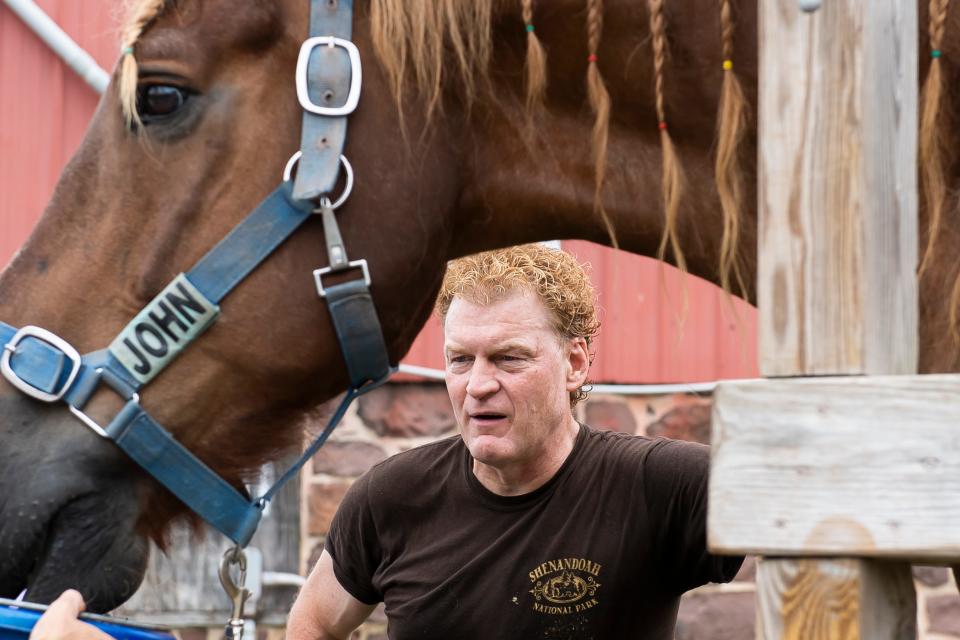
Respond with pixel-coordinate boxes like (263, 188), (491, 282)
(29, 590), (114, 639)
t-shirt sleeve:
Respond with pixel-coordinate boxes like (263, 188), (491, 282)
(643, 438), (744, 594)
(323, 471), (384, 605)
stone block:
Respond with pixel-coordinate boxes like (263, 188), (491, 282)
(646, 399), (712, 445)
(584, 398), (637, 433)
(913, 565), (950, 588)
(307, 481), (352, 536)
(675, 591), (754, 640)
(313, 440), (388, 477)
(927, 594), (960, 636)
(369, 603), (387, 623)
(734, 556), (756, 582)
(358, 384), (456, 437)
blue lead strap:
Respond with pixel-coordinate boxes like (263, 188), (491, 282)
(106, 400), (264, 545)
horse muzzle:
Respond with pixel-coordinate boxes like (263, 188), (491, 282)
(0, 393), (148, 612)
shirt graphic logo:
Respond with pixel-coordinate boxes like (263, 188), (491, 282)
(527, 557), (602, 615)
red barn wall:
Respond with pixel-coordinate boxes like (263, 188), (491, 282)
(0, 1), (118, 261)
(0, 1), (758, 384)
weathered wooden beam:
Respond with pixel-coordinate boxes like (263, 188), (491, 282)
(757, 0), (917, 376)
(743, 0), (920, 635)
(755, 559), (916, 640)
(709, 374), (960, 559)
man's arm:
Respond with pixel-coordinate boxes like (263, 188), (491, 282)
(287, 550), (376, 640)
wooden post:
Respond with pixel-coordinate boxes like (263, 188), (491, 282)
(711, 0), (921, 637)
(757, 0), (917, 377)
(756, 559), (916, 640)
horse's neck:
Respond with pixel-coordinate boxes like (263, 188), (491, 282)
(452, 2), (759, 297)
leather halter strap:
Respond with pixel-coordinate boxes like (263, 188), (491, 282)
(0, 0), (392, 547)
(294, 0), (354, 201)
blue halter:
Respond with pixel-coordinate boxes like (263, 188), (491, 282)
(0, 0), (391, 547)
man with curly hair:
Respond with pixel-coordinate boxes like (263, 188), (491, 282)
(288, 244), (743, 639)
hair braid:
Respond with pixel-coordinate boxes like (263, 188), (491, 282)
(714, 0), (748, 302)
(585, 0), (618, 248)
(648, 0), (687, 282)
(521, 0), (548, 113)
(919, 0), (952, 278)
(118, 0), (168, 129)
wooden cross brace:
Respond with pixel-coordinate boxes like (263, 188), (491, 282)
(710, 375), (960, 560)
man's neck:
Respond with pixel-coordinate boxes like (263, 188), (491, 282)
(472, 417), (581, 496)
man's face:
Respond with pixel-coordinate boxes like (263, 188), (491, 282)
(443, 289), (589, 469)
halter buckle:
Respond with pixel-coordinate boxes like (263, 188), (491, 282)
(296, 36), (362, 116)
(313, 259), (371, 298)
(68, 367), (140, 438)
(0, 326), (81, 402)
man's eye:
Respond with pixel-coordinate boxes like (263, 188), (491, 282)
(137, 85), (190, 123)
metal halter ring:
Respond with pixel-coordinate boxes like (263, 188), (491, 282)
(282, 151), (354, 210)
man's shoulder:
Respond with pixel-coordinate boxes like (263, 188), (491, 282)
(359, 434), (464, 496)
(581, 424), (707, 456)
(579, 425), (709, 474)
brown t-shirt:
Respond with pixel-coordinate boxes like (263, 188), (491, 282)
(325, 425), (743, 639)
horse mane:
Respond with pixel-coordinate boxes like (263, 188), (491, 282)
(116, 0), (959, 332)
(920, 0), (960, 340)
(114, 0), (749, 306)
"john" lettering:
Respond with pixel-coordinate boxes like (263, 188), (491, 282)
(109, 274), (219, 384)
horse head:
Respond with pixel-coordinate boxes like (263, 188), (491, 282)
(0, 0), (470, 610)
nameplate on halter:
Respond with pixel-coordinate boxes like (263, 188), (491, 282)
(108, 274), (219, 384)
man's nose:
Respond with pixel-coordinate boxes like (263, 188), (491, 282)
(466, 360), (499, 397)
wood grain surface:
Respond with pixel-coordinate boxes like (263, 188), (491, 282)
(756, 559), (915, 640)
(709, 375), (960, 558)
(757, 0), (917, 376)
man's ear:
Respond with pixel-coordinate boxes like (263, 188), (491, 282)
(565, 337), (590, 392)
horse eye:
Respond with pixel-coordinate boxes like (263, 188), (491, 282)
(137, 85), (188, 122)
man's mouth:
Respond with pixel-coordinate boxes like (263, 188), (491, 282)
(470, 412), (507, 423)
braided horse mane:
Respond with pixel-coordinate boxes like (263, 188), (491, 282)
(116, 0), (956, 329)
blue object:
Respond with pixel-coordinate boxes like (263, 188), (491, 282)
(0, 601), (173, 639)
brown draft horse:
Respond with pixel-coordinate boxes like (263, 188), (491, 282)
(0, 0), (958, 612)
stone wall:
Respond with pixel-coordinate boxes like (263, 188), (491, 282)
(300, 382), (960, 639)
